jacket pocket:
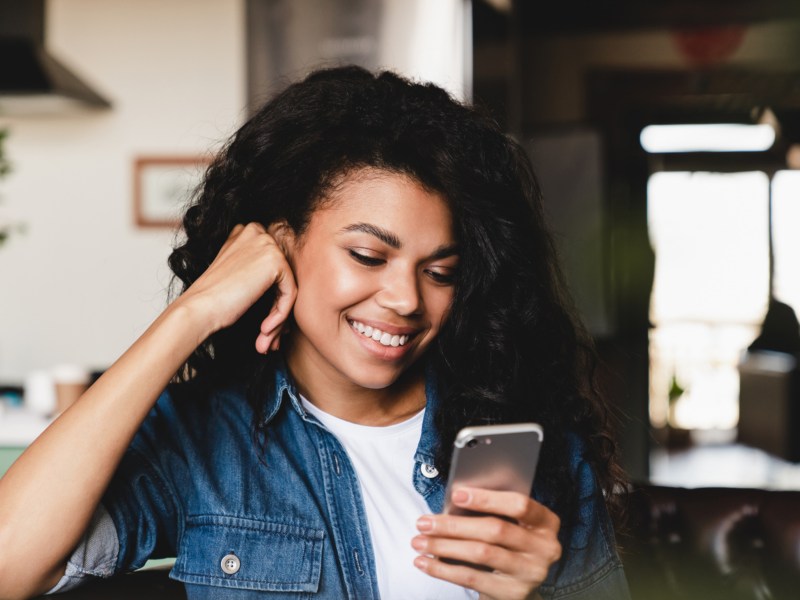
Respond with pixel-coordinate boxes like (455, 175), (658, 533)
(171, 515), (325, 593)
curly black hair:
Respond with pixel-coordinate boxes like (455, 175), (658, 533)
(168, 65), (626, 527)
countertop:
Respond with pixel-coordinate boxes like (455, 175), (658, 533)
(0, 404), (52, 447)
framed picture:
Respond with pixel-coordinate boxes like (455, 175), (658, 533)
(133, 156), (212, 228)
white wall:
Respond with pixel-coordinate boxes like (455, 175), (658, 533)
(0, 0), (246, 382)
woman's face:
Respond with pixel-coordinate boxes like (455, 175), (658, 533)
(282, 168), (458, 393)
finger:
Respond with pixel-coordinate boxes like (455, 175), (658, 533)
(221, 223), (246, 247)
(254, 331), (275, 355)
(255, 313), (289, 354)
(418, 511), (530, 546)
(417, 514), (558, 556)
(413, 555), (533, 600)
(258, 268), (297, 335)
(270, 335), (281, 352)
(208, 223), (248, 269)
(412, 535), (534, 579)
(452, 488), (560, 530)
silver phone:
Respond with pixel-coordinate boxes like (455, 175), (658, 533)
(443, 423), (543, 517)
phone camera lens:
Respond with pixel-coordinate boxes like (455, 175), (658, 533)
(466, 438), (478, 448)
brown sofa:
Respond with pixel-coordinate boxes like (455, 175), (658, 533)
(40, 483), (800, 600)
(621, 484), (800, 599)
(37, 568), (185, 599)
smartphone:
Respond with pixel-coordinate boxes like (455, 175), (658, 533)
(443, 423), (543, 517)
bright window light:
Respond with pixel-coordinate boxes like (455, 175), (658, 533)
(772, 171), (800, 315)
(640, 123), (776, 153)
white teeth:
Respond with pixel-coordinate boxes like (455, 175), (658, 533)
(349, 320), (411, 347)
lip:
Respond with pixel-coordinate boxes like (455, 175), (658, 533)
(346, 317), (419, 336)
(346, 317), (421, 360)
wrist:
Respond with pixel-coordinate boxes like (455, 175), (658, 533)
(163, 295), (219, 348)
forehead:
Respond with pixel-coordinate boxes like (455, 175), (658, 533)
(309, 168), (454, 237)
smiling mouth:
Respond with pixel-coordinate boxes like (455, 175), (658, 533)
(348, 319), (413, 347)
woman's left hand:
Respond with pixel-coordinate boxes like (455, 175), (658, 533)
(411, 487), (561, 600)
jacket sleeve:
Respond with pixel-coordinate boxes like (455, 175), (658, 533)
(47, 391), (183, 594)
(45, 504), (119, 593)
(537, 436), (631, 599)
(102, 391), (183, 573)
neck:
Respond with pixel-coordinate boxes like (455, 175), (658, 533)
(282, 343), (427, 426)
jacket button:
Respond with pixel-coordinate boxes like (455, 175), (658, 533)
(420, 463), (439, 478)
(221, 553), (241, 574)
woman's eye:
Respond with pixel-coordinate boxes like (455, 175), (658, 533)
(348, 249), (385, 267)
(426, 268), (457, 285)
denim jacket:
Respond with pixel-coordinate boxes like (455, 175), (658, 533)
(91, 361), (629, 599)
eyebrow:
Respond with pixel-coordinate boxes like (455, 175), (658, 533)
(340, 222), (459, 259)
(342, 223), (401, 248)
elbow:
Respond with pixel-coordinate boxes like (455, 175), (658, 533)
(0, 575), (33, 600)
(0, 556), (57, 600)
(0, 521), (67, 599)
(0, 575), (29, 600)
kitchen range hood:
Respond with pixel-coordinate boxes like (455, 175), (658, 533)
(0, 0), (111, 115)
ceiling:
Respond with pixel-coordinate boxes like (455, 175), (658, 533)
(474, 0), (800, 38)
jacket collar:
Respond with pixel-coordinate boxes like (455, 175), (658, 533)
(261, 354), (305, 425)
(261, 354), (442, 465)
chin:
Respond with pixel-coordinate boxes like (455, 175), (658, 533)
(341, 356), (425, 391)
(345, 370), (403, 391)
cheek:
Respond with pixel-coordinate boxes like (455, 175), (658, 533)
(426, 289), (455, 330)
(293, 256), (372, 316)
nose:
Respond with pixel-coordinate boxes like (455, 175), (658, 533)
(375, 267), (422, 316)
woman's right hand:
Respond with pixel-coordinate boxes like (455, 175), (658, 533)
(177, 222), (297, 353)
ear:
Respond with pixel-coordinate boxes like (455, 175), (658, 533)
(266, 220), (296, 258)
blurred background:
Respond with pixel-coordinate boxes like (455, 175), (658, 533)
(2, 0), (800, 492)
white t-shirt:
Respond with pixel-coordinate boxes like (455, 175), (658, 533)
(301, 397), (478, 600)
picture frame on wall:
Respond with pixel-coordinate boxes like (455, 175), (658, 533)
(133, 156), (212, 228)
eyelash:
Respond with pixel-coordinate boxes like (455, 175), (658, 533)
(348, 250), (384, 267)
(348, 250), (457, 285)
(425, 269), (456, 285)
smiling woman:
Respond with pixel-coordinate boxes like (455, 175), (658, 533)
(280, 169), (457, 402)
(0, 67), (629, 600)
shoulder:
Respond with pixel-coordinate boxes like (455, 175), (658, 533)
(130, 381), (254, 456)
(565, 432), (599, 500)
(158, 380), (251, 423)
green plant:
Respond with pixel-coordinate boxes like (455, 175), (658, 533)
(0, 128), (10, 178)
(667, 372), (686, 427)
(0, 127), (22, 248)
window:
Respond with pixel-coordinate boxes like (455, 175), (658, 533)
(647, 171), (770, 431)
(772, 171), (800, 312)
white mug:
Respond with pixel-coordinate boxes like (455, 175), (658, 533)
(24, 369), (57, 417)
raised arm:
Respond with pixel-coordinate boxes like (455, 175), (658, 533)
(0, 223), (295, 600)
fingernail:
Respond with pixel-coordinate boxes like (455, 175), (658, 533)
(414, 556), (429, 570)
(411, 535), (428, 551)
(453, 489), (470, 504)
(416, 517), (433, 532)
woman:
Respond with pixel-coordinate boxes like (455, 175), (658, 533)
(0, 66), (629, 599)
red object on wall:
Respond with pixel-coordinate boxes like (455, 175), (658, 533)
(671, 26), (747, 66)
